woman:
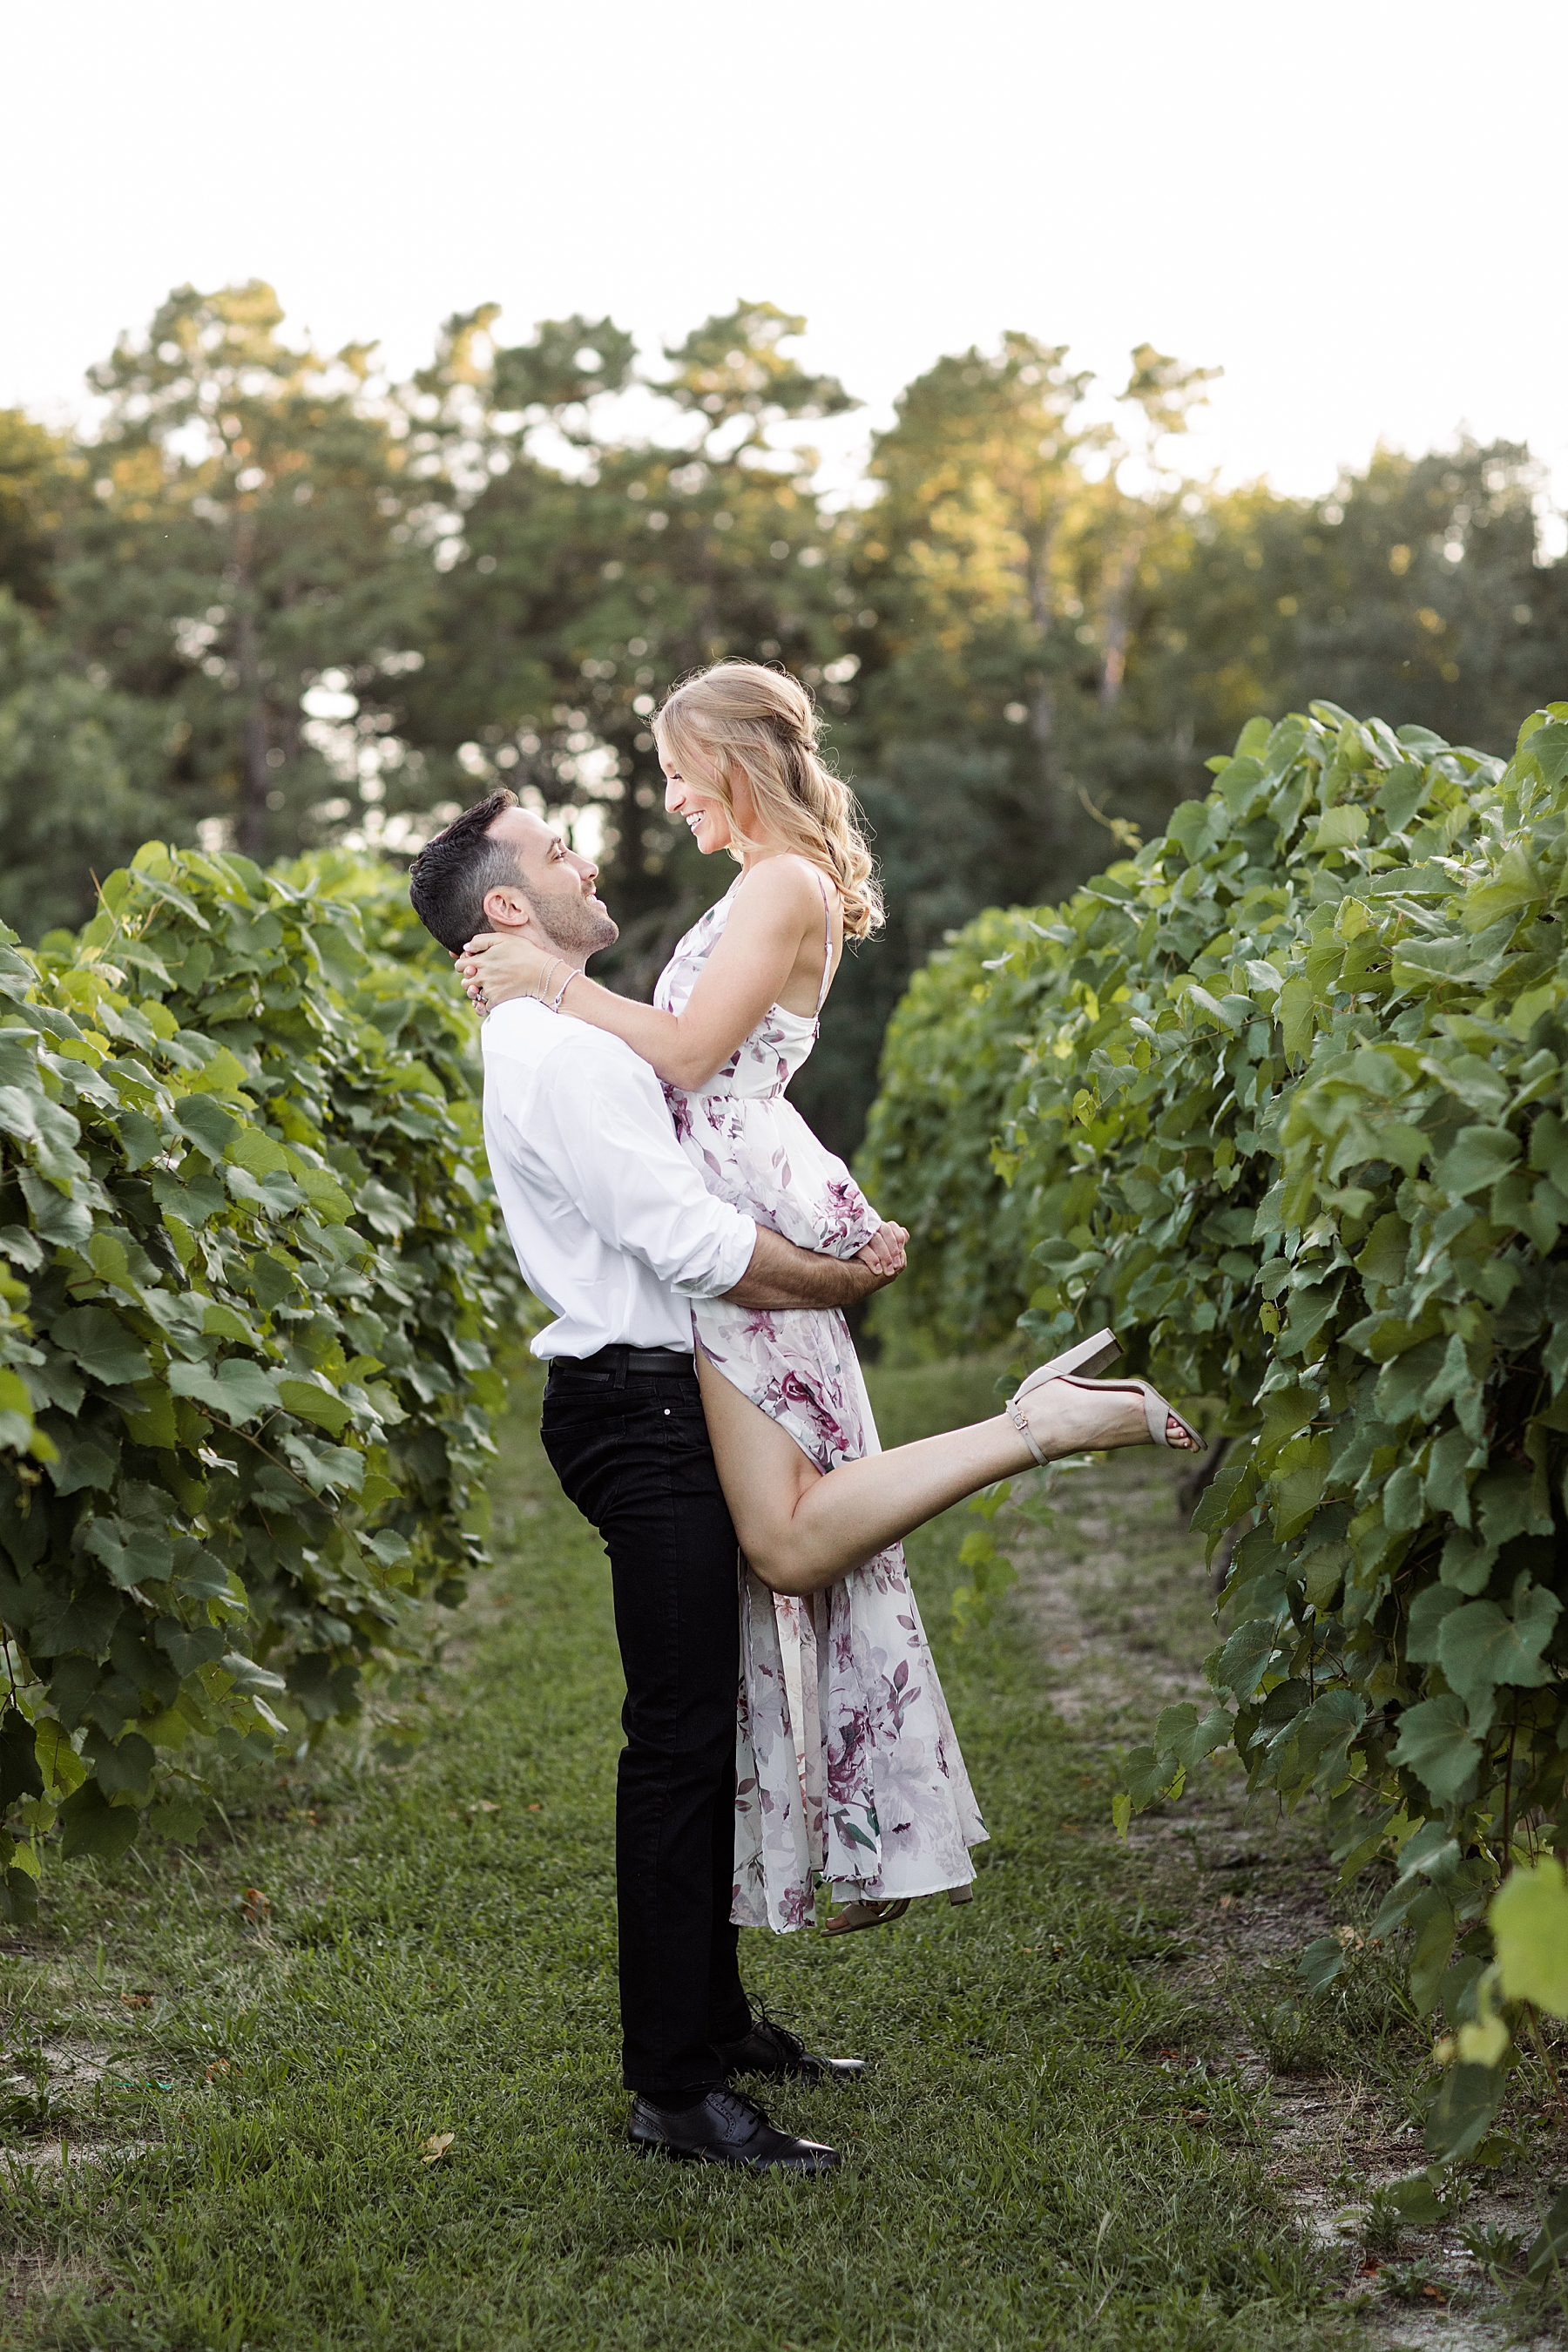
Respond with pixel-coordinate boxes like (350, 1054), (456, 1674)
(458, 663), (1197, 1934)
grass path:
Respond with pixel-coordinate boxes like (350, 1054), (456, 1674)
(0, 1361), (1354, 2352)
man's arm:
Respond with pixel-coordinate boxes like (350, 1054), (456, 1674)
(531, 1032), (759, 1297)
(725, 1223), (907, 1311)
(524, 1028), (906, 1311)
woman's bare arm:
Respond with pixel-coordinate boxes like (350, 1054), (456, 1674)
(460, 858), (826, 1090)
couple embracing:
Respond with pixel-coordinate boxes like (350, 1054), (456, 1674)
(409, 663), (1198, 2173)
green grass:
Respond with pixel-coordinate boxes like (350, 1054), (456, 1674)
(0, 1361), (1353, 2351)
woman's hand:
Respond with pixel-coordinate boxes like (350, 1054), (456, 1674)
(855, 1221), (909, 1280)
(456, 931), (560, 1015)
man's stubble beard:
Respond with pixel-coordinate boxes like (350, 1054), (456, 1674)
(521, 877), (618, 961)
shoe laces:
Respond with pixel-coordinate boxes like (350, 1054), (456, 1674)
(706, 2085), (766, 2139)
(748, 2004), (808, 2065)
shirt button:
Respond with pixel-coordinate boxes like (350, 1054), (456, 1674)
(664, 1408), (671, 1416)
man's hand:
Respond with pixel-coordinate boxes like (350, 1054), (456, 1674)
(725, 1224), (908, 1312)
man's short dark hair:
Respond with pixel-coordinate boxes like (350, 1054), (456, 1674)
(408, 789), (523, 954)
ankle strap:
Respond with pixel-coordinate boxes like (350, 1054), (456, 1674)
(1007, 1396), (1047, 1466)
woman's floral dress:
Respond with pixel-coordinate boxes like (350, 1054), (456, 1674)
(655, 873), (987, 1932)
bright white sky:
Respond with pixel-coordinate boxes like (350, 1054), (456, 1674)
(5, 0), (1565, 517)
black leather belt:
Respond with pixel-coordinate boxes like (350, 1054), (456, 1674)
(549, 1344), (698, 1382)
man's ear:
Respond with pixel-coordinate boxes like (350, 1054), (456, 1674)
(480, 882), (534, 932)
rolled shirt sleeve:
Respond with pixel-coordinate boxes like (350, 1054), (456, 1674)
(534, 1038), (756, 1299)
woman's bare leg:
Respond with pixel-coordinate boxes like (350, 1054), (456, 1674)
(697, 1354), (1189, 1597)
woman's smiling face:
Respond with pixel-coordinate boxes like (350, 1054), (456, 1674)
(660, 748), (737, 855)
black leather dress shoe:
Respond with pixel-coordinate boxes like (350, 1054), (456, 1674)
(627, 2087), (841, 2172)
(715, 2011), (867, 2085)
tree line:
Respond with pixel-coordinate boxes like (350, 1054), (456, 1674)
(3, 280), (1564, 1150)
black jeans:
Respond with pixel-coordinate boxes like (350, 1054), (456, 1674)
(541, 1356), (751, 2103)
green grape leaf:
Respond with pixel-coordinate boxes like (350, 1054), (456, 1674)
(88, 1731), (154, 1801)
(1279, 973), (1314, 1063)
(1424, 2061), (1505, 2165)
(1308, 804), (1369, 851)
(0, 1708), (44, 1808)
(1437, 1581), (1560, 1707)
(57, 1781), (141, 1863)
(1407, 1583), (1463, 1664)
(1213, 1619), (1280, 1704)
(1298, 1934), (1347, 1994)
(276, 1380), (355, 1437)
(1434, 1125), (1521, 1199)
(174, 1095), (241, 1161)
(1490, 1859), (1568, 2018)
(166, 1357), (283, 1425)
(1389, 1695), (1482, 1805)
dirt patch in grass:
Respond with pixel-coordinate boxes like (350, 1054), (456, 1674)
(1, 2254), (102, 2325)
(3, 2035), (116, 2092)
(0, 2033), (160, 2184)
(0, 2137), (153, 2178)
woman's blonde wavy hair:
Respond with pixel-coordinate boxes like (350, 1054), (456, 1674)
(654, 662), (883, 939)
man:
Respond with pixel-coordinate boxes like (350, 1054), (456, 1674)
(409, 790), (902, 2173)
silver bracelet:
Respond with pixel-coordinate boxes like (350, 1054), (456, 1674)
(547, 966), (578, 1014)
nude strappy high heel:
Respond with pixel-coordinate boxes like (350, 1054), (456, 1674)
(821, 1881), (974, 1934)
(1004, 1328), (1202, 1460)
(821, 1897), (911, 1936)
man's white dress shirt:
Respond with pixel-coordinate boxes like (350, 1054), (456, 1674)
(480, 998), (757, 1362)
